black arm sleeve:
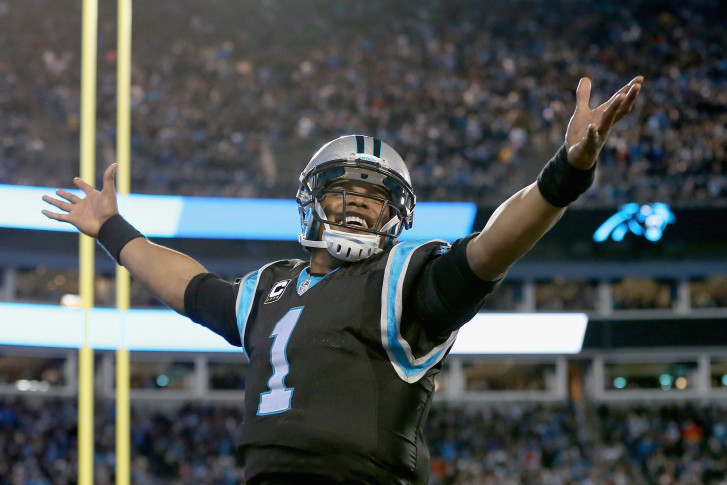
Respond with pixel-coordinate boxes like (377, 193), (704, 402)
(183, 272), (242, 347)
(412, 233), (501, 338)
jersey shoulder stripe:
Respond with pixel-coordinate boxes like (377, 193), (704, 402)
(235, 260), (289, 359)
(380, 239), (458, 383)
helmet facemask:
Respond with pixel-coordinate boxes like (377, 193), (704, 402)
(298, 176), (407, 261)
(297, 136), (416, 262)
(315, 185), (404, 236)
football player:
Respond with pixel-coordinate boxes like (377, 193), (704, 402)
(43, 76), (642, 484)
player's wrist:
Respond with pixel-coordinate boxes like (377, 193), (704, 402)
(97, 214), (145, 265)
(536, 144), (596, 207)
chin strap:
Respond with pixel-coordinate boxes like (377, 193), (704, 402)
(379, 215), (400, 234)
(298, 203), (387, 261)
(299, 224), (384, 262)
(298, 233), (328, 249)
(323, 228), (383, 261)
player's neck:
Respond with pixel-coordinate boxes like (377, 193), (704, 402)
(309, 248), (345, 275)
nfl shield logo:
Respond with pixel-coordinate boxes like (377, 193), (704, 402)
(297, 278), (312, 296)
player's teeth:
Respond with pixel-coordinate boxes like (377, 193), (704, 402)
(346, 216), (368, 228)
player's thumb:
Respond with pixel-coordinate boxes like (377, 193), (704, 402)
(580, 124), (602, 166)
(101, 163), (119, 194)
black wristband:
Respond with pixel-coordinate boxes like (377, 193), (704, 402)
(97, 214), (145, 265)
(536, 144), (596, 207)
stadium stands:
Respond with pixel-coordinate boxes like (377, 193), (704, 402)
(0, 0), (725, 206)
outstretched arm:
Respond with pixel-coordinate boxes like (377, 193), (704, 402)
(42, 163), (206, 313)
(466, 76), (643, 281)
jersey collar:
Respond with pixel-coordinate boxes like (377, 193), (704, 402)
(296, 266), (339, 296)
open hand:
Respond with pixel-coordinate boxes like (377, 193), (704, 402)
(42, 163), (120, 237)
(565, 76), (643, 169)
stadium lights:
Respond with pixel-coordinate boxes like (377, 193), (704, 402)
(659, 373), (673, 390)
(61, 294), (84, 308)
(674, 376), (688, 390)
(15, 379), (52, 392)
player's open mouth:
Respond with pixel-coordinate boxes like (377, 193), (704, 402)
(339, 215), (369, 229)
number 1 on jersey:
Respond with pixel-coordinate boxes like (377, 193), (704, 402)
(257, 307), (302, 415)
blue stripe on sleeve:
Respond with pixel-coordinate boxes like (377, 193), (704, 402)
(236, 270), (260, 359)
(384, 240), (456, 382)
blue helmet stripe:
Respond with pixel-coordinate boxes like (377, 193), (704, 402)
(355, 135), (365, 153)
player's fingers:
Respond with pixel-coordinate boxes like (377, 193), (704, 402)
(101, 163), (118, 194)
(594, 84), (626, 114)
(41, 209), (69, 222)
(575, 77), (592, 111)
(618, 76), (642, 95)
(606, 79), (642, 126)
(597, 93), (625, 136)
(73, 176), (95, 195)
(627, 75), (644, 88)
(41, 194), (72, 213)
(608, 77), (643, 113)
(55, 189), (81, 203)
(609, 87), (639, 125)
(620, 82), (642, 115)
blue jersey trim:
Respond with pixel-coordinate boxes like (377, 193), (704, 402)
(236, 261), (280, 359)
(382, 240), (458, 383)
(295, 266), (342, 294)
(236, 270), (259, 359)
(296, 267), (329, 293)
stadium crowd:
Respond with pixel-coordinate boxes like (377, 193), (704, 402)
(1, 397), (726, 484)
(598, 403), (727, 485)
(0, 0), (725, 206)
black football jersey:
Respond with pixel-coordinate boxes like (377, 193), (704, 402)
(234, 239), (482, 484)
(184, 235), (498, 484)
